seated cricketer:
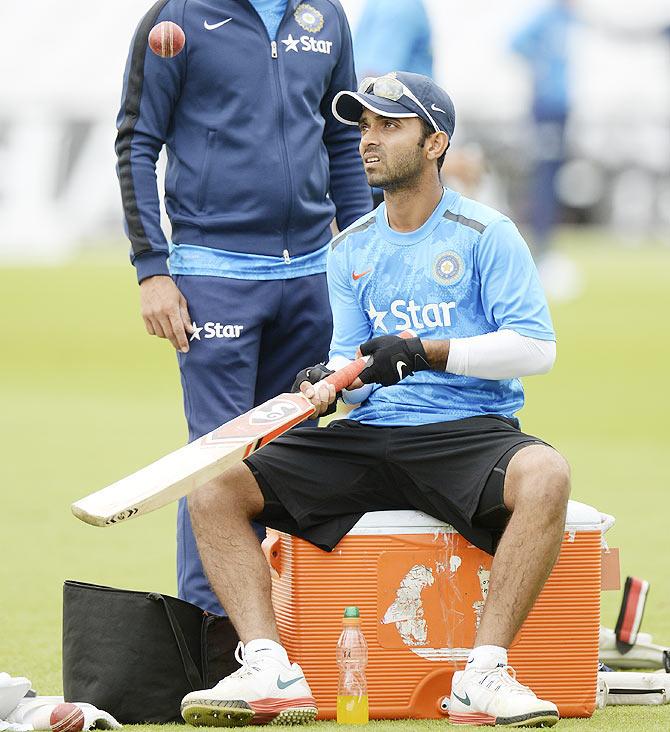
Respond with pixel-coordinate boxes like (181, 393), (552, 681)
(180, 72), (568, 729)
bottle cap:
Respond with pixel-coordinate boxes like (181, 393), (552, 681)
(343, 606), (360, 618)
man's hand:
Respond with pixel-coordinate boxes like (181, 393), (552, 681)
(291, 363), (337, 418)
(358, 335), (430, 386)
(139, 276), (194, 353)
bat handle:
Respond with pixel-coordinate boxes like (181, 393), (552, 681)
(322, 329), (416, 392)
(323, 355), (369, 391)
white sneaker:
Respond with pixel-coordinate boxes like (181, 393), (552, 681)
(449, 663), (559, 727)
(181, 642), (317, 727)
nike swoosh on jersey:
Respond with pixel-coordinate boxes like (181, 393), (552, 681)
(277, 675), (304, 690)
(204, 18), (232, 30)
(352, 269), (372, 281)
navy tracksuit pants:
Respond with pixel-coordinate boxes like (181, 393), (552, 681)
(174, 273), (332, 614)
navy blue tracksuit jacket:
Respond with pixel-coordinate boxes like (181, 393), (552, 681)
(116, 0), (371, 282)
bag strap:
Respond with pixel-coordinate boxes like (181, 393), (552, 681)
(148, 593), (204, 690)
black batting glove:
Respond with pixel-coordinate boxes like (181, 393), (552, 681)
(358, 335), (430, 387)
(291, 362), (338, 415)
(291, 362), (334, 392)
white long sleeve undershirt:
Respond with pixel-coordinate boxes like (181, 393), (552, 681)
(446, 329), (556, 380)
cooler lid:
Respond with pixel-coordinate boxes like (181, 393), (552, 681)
(349, 500), (607, 535)
(350, 510), (456, 535)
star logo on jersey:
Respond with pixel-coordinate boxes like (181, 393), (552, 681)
(366, 298), (457, 331)
(433, 251), (465, 286)
(281, 34), (300, 52)
(366, 300), (388, 333)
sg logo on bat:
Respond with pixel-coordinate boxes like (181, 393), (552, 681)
(249, 398), (304, 425)
(205, 395), (308, 446)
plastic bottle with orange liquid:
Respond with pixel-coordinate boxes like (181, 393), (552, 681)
(336, 606), (369, 725)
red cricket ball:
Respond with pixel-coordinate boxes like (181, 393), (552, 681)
(148, 21), (186, 58)
(50, 703), (85, 732)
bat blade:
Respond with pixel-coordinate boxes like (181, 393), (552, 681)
(71, 392), (314, 527)
(71, 354), (370, 528)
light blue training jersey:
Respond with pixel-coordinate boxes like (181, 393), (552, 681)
(327, 188), (555, 426)
(250, 0), (288, 41)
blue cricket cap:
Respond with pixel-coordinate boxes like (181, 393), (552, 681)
(333, 71), (456, 139)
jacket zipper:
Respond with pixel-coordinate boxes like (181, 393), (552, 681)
(270, 22), (295, 264)
(241, 0), (294, 263)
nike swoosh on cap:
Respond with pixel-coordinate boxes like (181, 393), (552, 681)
(352, 269), (372, 280)
(277, 675), (304, 690)
(431, 103), (446, 113)
(204, 18), (232, 30)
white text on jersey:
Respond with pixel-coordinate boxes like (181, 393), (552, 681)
(391, 299), (457, 331)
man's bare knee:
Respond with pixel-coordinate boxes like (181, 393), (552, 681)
(504, 445), (571, 516)
(188, 462), (264, 522)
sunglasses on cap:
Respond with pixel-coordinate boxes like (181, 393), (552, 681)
(357, 75), (441, 134)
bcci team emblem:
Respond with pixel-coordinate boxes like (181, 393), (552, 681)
(433, 251), (464, 285)
(295, 3), (324, 33)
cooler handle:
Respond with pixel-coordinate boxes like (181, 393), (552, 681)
(261, 533), (282, 577)
(600, 512), (616, 549)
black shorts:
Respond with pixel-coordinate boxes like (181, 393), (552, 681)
(245, 415), (548, 556)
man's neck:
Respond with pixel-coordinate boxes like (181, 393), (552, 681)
(384, 178), (444, 233)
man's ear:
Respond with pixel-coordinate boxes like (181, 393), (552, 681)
(425, 131), (449, 161)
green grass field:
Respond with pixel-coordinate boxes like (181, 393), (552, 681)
(1, 231), (669, 730)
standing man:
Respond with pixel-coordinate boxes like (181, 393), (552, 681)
(511, 0), (581, 300)
(180, 72), (567, 727)
(354, 0), (433, 79)
(115, 1), (371, 615)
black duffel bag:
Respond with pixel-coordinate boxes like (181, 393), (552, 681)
(62, 580), (239, 723)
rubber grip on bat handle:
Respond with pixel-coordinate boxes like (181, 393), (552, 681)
(322, 329), (415, 391)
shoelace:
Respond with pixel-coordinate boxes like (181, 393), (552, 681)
(227, 641), (260, 679)
(479, 665), (534, 696)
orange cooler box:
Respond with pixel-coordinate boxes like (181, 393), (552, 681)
(263, 500), (605, 720)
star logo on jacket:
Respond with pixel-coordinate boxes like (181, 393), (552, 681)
(281, 33), (333, 54)
(295, 3), (324, 33)
(366, 300), (388, 333)
(281, 34), (300, 52)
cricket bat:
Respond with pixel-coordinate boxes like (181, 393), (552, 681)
(71, 357), (369, 527)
